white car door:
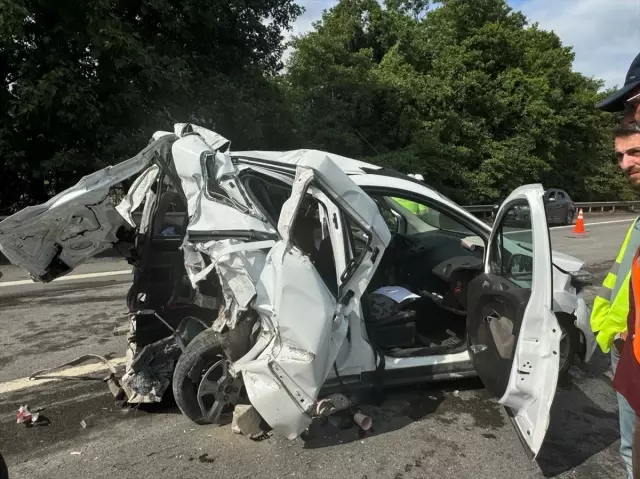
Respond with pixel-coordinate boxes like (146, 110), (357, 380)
(233, 151), (391, 439)
(0, 135), (176, 281)
(466, 184), (560, 458)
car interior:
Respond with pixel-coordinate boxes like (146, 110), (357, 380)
(240, 170), (493, 358)
(126, 173), (220, 349)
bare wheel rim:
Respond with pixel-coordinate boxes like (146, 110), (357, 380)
(196, 359), (242, 424)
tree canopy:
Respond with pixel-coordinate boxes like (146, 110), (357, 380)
(285, 0), (631, 204)
(0, 0), (302, 211)
(0, 0), (633, 212)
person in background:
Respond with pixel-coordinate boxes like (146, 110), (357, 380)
(593, 51), (640, 478)
(392, 173), (429, 218)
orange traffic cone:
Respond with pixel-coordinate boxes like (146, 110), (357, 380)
(572, 208), (586, 235)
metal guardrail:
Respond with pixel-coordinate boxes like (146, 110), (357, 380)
(462, 200), (640, 217)
(1, 201), (639, 222)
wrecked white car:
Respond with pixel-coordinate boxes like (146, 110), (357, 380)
(0, 124), (595, 457)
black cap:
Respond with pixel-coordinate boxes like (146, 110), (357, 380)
(597, 52), (640, 112)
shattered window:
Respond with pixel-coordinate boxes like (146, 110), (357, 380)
(290, 197), (339, 296)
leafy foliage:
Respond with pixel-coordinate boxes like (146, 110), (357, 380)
(0, 0), (302, 211)
(285, 0), (633, 204)
(0, 0), (633, 212)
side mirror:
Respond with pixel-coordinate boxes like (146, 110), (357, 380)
(507, 253), (533, 276)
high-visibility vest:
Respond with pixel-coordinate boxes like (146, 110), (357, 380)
(392, 197), (429, 215)
(591, 217), (640, 353)
(631, 249), (640, 363)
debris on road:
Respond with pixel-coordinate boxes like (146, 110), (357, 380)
(70, 451), (82, 456)
(353, 412), (372, 431)
(231, 404), (265, 439)
(80, 420), (87, 429)
(16, 405), (47, 427)
(315, 393), (350, 417)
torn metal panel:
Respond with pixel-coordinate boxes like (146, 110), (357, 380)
(116, 165), (160, 227)
(237, 241), (340, 439)
(233, 149), (381, 176)
(170, 134), (273, 234)
(0, 135), (177, 281)
(234, 160), (390, 439)
(122, 335), (181, 402)
(169, 128), (277, 333)
(295, 151), (391, 248)
(174, 123), (231, 152)
(193, 239), (274, 331)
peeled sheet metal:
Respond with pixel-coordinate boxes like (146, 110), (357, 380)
(233, 149), (381, 176)
(0, 135), (176, 281)
(116, 165), (160, 227)
(170, 126), (277, 331)
(171, 134), (273, 235)
(193, 239), (275, 331)
(236, 241), (342, 439)
(234, 160), (390, 439)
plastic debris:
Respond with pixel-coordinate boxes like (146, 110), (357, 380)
(453, 390), (460, 397)
(70, 452), (82, 455)
(80, 420), (87, 429)
(16, 405), (46, 426)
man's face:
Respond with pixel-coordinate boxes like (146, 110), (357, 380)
(615, 133), (640, 188)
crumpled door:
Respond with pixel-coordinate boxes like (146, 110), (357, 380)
(233, 152), (391, 439)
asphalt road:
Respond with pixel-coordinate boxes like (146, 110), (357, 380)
(0, 214), (636, 479)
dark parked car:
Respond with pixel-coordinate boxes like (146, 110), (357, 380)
(492, 188), (576, 226)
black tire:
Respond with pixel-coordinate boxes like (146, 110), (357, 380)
(557, 314), (579, 379)
(172, 328), (225, 425)
(565, 209), (575, 226)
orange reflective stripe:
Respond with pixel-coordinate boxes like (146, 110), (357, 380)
(632, 250), (640, 363)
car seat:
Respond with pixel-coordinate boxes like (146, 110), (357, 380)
(366, 290), (418, 349)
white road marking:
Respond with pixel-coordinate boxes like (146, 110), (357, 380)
(0, 269), (132, 288)
(0, 356), (127, 395)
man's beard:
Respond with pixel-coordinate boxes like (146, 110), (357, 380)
(627, 168), (640, 189)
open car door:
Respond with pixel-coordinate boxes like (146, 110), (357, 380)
(234, 151), (391, 439)
(0, 135), (175, 282)
(466, 184), (560, 458)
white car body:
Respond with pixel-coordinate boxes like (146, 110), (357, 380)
(0, 125), (596, 459)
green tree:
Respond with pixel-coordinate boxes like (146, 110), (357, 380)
(286, 0), (633, 204)
(0, 0), (302, 212)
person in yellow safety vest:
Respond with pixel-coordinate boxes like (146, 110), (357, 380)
(595, 55), (640, 476)
(590, 217), (640, 477)
(392, 174), (429, 216)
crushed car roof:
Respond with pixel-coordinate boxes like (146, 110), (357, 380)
(233, 149), (381, 176)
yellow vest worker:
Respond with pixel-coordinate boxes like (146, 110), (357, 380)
(393, 174), (429, 216)
(591, 218), (640, 352)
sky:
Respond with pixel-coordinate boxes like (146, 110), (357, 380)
(288, 0), (640, 90)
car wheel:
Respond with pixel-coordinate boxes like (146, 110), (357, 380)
(557, 314), (579, 379)
(172, 328), (241, 425)
(565, 209), (575, 226)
